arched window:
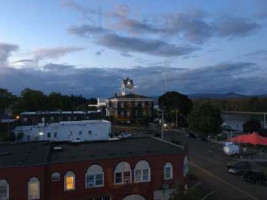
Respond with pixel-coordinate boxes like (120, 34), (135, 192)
(164, 162), (173, 180)
(86, 165), (104, 188)
(51, 172), (60, 182)
(28, 177), (40, 200)
(114, 161), (131, 184)
(0, 179), (9, 200)
(183, 156), (189, 177)
(134, 160), (150, 183)
(64, 171), (75, 191)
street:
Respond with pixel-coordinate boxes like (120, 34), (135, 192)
(164, 131), (267, 200)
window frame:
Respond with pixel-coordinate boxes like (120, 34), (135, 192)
(64, 171), (75, 191)
(164, 162), (173, 180)
(0, 179), (9, 200)
(51, 172), (60, 182)
(85, 165), (104, 188)
(114, 162), (132, 185)
(134, 160), (151, 183)
(28, 177), (40, 200)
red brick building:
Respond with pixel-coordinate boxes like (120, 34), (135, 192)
(0, 137), (189, 200)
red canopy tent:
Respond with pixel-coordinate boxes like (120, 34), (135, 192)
(229, 132), (267, 146)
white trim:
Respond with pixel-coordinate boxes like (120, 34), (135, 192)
(114, 161), (132, 185)
(0, 179), (9, 200)
(134, 160), (151, 183)
(51, 172), (60, 182)
(164, 162), (173, 180)
(85, 165), (104, 188)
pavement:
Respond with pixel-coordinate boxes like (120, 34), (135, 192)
(163, 131), (267, 200)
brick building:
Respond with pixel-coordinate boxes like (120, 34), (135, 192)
(0, 137), (188, 200)
(107, 78), (154, 124)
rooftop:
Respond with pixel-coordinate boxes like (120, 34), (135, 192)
(110, 93), (153, 99)
(0, 137), (184, 168)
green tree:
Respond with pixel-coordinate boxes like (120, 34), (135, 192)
(15, 88), (47, 112)
(243, 119), (261, 133)
(188, 103), (223, 136)
(158, 91), (193, 124)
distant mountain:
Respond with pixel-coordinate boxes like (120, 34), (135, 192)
(187, 92), (247, 99)
(152, 92), (267, 103)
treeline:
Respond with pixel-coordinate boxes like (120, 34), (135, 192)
(0, 88), (97, 115)
(193, 97), (267, 112)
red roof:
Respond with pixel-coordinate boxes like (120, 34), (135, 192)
(229, 132), (267, 145)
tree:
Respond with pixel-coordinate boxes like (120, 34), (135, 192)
(188, 103), (223, 136)
(169, 182), (202, 200)
(15, 88), (47, 112)
(158, 91), (193, 125)
(243, 119), (261, 133)
(0, 88), (16, 113)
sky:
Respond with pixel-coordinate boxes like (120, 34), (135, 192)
(0, 0), (267, 97)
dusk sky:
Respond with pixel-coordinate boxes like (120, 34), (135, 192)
(0, 0), (267, 97)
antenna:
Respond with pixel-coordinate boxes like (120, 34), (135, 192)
(161, 79), (165, 140)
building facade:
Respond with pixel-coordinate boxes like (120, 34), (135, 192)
(19, 111), (103, 126)
(107, 78), (154, 124)
(0, 137), (189, 200)
(13, 120), (111, 142)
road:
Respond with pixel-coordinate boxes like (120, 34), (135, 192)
(163, 131), (267, 200)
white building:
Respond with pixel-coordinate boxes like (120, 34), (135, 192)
(13, 120), (111, 142)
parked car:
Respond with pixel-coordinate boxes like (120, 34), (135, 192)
(243, 170), (267, 185)
(227, 161), (251, 176)
(119, 132), (132, 138)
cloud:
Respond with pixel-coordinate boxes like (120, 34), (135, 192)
(97, 33), (199, 57)
(1, 61), (265, 97)
(213, 19), (260, 38)
(33, 47), (85, 61)
(68, 24), (108, 37)
(0, 43), (19, 65)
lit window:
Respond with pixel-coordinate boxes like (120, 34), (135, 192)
(64, 171), (75, 191)
(86, 165), (104, 188)
(28, 177), (40, 200)
(0, 179), (9, 200)
(134, 160), (150, 183)
(114, 161), (131, 185)
(51, 172), (60, 182)
(164, 162), (173, 180)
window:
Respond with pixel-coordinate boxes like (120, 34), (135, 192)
(184, 156), (189, 177)
(0, 179), (9, 200)
(164, 162), (173, 180)
(28, 177), (40, 200)
(86, 165), (104, 188)
(114, 162), (131, 184)
(79, 131), (82, 135)
(134, 160), (151, 183)
(88, 197), (111, 200)
(51, 172), (60, 182)
(54, 132), (57, 138)
(121, 103), (124, 108)
(88, 130), (92, 135)
(47, 132), (51, 138)
(64, 171), (75, 191)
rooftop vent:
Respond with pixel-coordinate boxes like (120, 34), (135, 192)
(53, 146), (63, 151)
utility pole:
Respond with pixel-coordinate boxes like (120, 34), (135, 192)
(161, 80), (165, 140)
